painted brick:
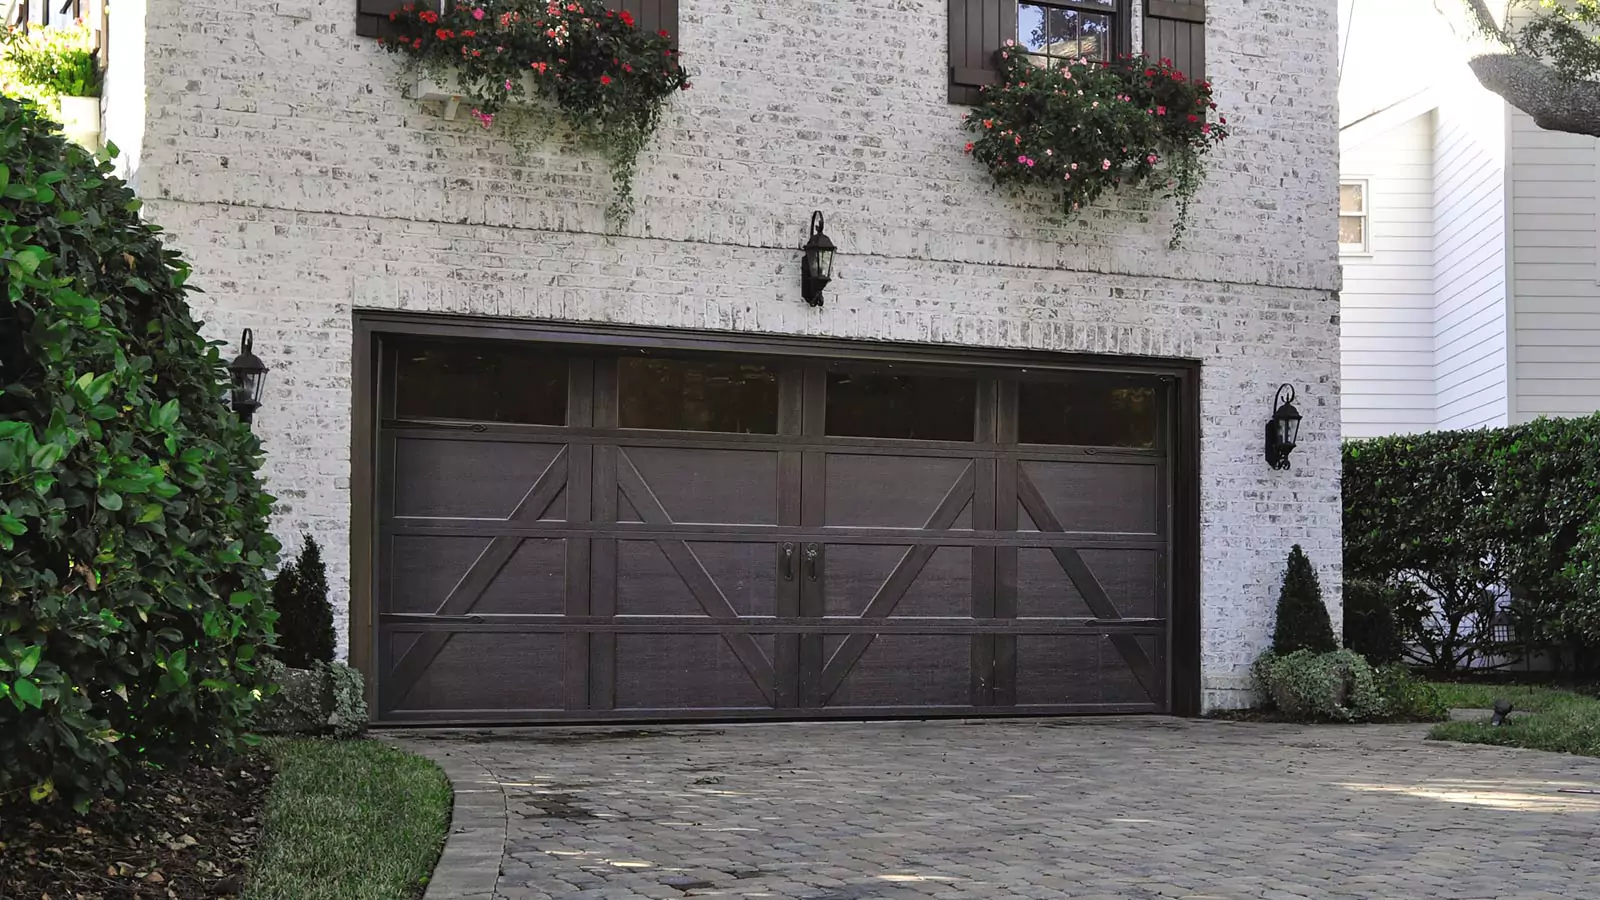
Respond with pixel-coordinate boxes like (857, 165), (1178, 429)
(112, 0), (1343, 710)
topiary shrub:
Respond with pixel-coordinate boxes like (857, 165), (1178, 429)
(270, 534), (335, 669)
(1254, 649), (1384, 721)
(1272, 545), (1338, 656)
(1344, 578), (1405, 665)
(0, 97), (278, 810)
(254, 658), (368, 739)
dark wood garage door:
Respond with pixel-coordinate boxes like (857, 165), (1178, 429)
(365, 324), (1195, 723)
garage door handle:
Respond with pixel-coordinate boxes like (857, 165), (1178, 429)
(804, 543), (820, 582)
(780, 543), (795, 581)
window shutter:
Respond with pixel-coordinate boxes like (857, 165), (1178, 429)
(1142, 0), (1205, 80)
(356, 0), (408, 38)
(948, 0), (1017, 105)
(607, 0), (680, 44)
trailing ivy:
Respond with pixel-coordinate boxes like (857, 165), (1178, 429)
(380, 0), (691, 222)
(0, 96), (278, 811)
(962, 49), (1228, 247)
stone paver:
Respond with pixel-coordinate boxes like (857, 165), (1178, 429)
(393, 719), (1600, 900)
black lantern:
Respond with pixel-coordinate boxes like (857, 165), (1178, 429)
(800, 211), (836, 307)
(227, 328), (268, 425)
(1265, 383), (1301, 470)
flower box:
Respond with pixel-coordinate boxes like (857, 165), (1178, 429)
(410, 69), (538, 121)
(57, 95), (101, 150)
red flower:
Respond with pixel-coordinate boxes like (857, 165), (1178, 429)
(389, 11), (398, 20)
(623, 63), (633, 73)
(620, 10), (635, 27)
(658, 29), (670, 38)
(462, 29), (477, 37)
(600, 74), (612, 85)
(1187, 114), (1198, 123)
(419, 9), (438, 23)
(412, 38), (423, 49)
(964, 142), (974, 153)
(436, 28), (455, 40)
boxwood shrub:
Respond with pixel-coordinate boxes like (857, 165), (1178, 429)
(0, 97), (278, 810)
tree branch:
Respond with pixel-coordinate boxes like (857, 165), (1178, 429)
(1468, 52), (1600, 137)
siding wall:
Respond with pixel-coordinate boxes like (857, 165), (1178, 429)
(1340, 113), (1437, 438)
(1510, 110), (1600, 422)
(1432, 82), (1507, 430)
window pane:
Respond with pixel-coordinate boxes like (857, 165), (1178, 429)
(1078, 12), (1112, 60)
(1339, 183), (1364, 213)
(394, 340), (568, 425)
(1044, 8), (1079, 57)
(826, 371), (977, 441)
(1339, 215), (1365, 247)
(1017, 378), (1159, 448)
(1019, 3), (1050, 54)
(618, 357), (779, 434)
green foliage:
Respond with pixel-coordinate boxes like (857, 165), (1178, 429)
(270, 534), (335, 669)
(1519, 0), (1600, 83)
(255, 659), (368, 739)
(1344, 414), (1600, 674)
(1254, 649), (1383, 721)
(1271, 545), (1337, 656)
(1343, 579), (1405, 665)
(379, 0), (690, 221)
(962, 49), (1229, 247)
(0, 96), (278, 810)
(246, 738), (451, 900)
(0, 23), (102, 104)
(1428, 682), (1600, 758)
(1372, 664), (1447, 721)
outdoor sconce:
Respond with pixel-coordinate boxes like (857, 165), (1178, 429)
(800, 211), (836, 307)
(227, 328), (268, 426)
(1265, 383), (1302, 470)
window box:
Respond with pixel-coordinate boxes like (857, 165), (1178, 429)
(409, 69), (540, 121)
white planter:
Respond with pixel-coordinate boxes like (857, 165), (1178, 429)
(57, 95), (101, 149)
(411, 69), (539, 121)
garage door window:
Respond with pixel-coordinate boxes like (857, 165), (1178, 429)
(394, 339), (568, 425)
(825, 369), (978, 441)
(618, 357), (780, 434)
(1017, 378), (1158, 448)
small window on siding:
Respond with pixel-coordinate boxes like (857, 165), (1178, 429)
(1339, 180), (1369, 254)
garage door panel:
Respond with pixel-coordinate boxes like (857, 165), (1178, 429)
(1017, 460), (1159, 535)
(821, 634), (972, 708)
(1016, 549), (1096, 620)
(385, 632), (566, 714)
(392, 438), (566, 520)
(1015, 634), (1162, 708)
(823, 544), (973, 618)
(614, 633), (776, 710)
(620, 445), (778, 525)
(823, 454), (974, 529)
(1016, 548), (1160, 620)
(1100, 635), (1164, 706)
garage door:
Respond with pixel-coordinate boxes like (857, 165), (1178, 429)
(369, 328), (1192, 722)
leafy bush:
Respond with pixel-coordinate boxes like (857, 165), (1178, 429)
(1271, 545), (1337, 656)
(255, 659), (368, 739)
(1372, 664), (1447, 721)
(0, 22), (102, 104)
(0, 97), (278, 810)
(962, 48), (1228, 246)
(1254, 649), (1383, 721)
(378, 0), (690, 220)
(1344, 579), (1405, 664)
(270, 534), (335, 669)
(1344, 414), (1600, 674)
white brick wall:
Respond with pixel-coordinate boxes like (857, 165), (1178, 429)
(121, 0), (1343, 710)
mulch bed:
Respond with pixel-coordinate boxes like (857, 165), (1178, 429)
(0, 754), (274, 900)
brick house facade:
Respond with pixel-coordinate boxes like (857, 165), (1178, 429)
(102, 0), (1342, 718)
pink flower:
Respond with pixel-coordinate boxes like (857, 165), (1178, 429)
(505, 79), (513, 90)
(472, 7), (486, 19)
(1202, 123), (1213, 135)
(1101, 159), (1111, 170)
(471, 108), (494, 129)
(964, 142), (974, 153)
(1070, 162), (1078, 170)
(1064, 172), (1071, 181)
(1091, 101), (1099, 108)
(1018, 155), (1035, 167)
(1147, 154), (1158, 164)
(1156, 105), (1167, 115)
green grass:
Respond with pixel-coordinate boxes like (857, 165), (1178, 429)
(245, 739), (452, 900)
(1427, 682), (1600, 758)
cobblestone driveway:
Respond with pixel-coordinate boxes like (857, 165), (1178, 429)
(393, 719), (1600, 900)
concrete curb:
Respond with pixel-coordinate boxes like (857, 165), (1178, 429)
(385, 738), (507, 900)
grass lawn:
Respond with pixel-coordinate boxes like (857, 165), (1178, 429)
(1427, 682), (1600, 759)
(245, 739), (452, 900)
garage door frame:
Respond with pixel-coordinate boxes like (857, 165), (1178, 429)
(349, 311), (1203, 722)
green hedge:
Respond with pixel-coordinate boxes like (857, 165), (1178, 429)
(0, 98), (278, 810)
(1344, 413), (1600, 674)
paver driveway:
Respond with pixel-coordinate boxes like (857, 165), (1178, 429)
(393, 719), (1600, 900)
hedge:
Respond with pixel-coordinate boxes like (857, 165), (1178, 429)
(1343, 413), (1600, 674)
(0, 97), (278, 810)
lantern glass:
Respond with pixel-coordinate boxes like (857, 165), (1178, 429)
(811, 245), (835, 281)
(1276, 406), (1301, 449)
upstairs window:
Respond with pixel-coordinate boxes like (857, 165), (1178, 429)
(1018, 0), (1121, 66)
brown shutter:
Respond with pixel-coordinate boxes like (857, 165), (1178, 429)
(1142, 0), (1206, 80)
(607, 0), (680, 44)
(356, 0), (408, 38)
(948, 0), (1017, 105)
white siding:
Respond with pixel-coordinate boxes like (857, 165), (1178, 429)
(1510, 110), (1600, 422)
(1432, 82), (1507, 430)
(1341, 113), (1437, 438)
(100, 0), (148, 189)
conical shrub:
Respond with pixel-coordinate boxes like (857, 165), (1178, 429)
(1272, 545), (1338, 656)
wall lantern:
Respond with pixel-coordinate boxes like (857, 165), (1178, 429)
(800, 211), (836, 307)
(227, 328), (268, 426)
(1265, 383), (1302, 470)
